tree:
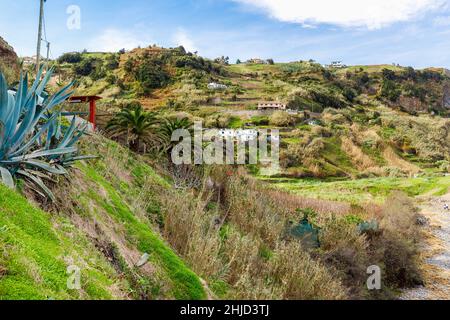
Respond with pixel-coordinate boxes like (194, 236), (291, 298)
(106, 104), (159, 152)
(57, 52), (82, 64)
(158, 117), (193, 154)
(266, 58), (274, 65)
(73, 58), (95, 76)
(236, 59), (241, 64)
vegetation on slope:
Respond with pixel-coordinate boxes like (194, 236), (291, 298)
(1, 136), (206, 300)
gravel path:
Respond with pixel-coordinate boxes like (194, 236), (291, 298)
(401, 193), (450, 300)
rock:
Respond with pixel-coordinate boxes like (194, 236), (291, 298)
(136, 253), (150, 268)
(416, 215), (430, 226)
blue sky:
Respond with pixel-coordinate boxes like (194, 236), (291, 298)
(2, 0), (450, 68)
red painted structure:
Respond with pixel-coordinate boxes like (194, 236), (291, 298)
(67, 95), (102, 129)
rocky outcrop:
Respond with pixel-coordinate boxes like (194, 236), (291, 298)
(0, 36), (19, 82)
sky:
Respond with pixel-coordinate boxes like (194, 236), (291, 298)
(2, 0), (450, 68)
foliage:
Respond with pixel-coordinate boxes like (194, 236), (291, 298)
(0, 68), (90, 200)
(380, 80), (401, 102)
(106, 104), (159, 152)
(73, 58), (96, 76)
(158, 117), (192, 153)
(57, 52), (82, 64)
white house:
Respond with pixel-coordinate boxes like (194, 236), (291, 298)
(327, 61), (347, 69)
(258, 102), (287, 110)
(216, 129), (258, 142)
(208, 82), (228, 90)
(236, 129), (258, 142)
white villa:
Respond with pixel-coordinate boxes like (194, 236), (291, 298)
(257, 102), (287, 110)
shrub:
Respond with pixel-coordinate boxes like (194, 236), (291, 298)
(73, 58), (96, 76)
(269, 111), (295, 127)
(380, 80), (401, 102)
(57, 52), (82, 64)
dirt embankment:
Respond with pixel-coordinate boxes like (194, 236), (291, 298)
(402, 193), (450, 300)
(0, 36), (20, 82)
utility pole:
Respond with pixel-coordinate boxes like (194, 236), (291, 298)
(36, 0), (45, 74)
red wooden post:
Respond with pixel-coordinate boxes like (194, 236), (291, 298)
(89, 98), (96, 130)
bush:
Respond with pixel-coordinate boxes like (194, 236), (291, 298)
(310, 88), (346, 109)
(58, 52), (82, 64)
(269, 111), (296, 127)
(73, 58), (95, 76)
(342, 87), (357, 102)
(380, 80), (401, 102)
(125, 54), (171, 96)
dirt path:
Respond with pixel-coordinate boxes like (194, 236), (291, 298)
(401, 193), (450, 300)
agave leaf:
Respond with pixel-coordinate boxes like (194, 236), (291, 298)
(58, 117), (77, 148)
(0, 166), (14, 188)
(23, 159), (68, 175)
(0, 73), (10, 122)
(63, 155), (98, 162)
(0, 121), (4, 151)
(8, 95), (37, 149)
(10, 146), (77, 161)
(24, 66), (44, 104)
(16, 169), (55, 201)
(35, 68), (54, 97)
(9, 113), (59, 157)
(13, 73), (26, 116)
(67, 125), (88, 148)
(45, 117), (56, 150)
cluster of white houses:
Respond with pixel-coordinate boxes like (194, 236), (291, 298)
(203, 129), (275, 142)
(217, 129), (258, 142)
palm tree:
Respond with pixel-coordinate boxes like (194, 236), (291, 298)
(158, 117), (193, 154)
(106, 105), (158, 152)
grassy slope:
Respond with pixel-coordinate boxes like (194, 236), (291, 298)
(0, 137), (206, 300)
(0, 183), (121, 300)
(262, 175), (450, 204)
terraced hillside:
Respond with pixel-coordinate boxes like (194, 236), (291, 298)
(49, 47), (450, 182)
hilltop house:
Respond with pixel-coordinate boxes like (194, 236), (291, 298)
(326, 61), (347, 69)
(258, 102), (287, 110)
(208, 82), (227, 90)
(246, 58), (267, 65)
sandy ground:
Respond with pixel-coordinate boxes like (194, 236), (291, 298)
(401, 193), (450, 300)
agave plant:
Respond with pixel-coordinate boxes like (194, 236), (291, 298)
(0, 67), (92, 200)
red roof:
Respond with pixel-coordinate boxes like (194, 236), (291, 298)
(68, 95), (102, 103)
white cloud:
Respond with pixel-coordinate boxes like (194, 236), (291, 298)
(173, 28), (198, 52)
(89, 28), (151, 52)
(434, 15), (450, 26)
(233, 0), (447, 29)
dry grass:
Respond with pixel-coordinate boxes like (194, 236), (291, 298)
(383, 146), (420, 175)
(341, 136), (378, 170)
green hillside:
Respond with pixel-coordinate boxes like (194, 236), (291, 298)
(2, 45), (449, 301)
(0, 136), (206, 300)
